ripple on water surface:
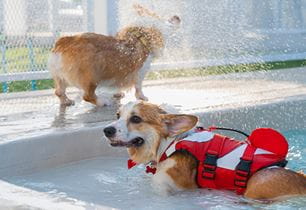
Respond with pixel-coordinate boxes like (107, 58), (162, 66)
(6, 140), (306, 210)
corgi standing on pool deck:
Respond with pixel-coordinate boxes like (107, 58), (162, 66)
(48, 4), (180, 106)
(103, 101), (306, 200)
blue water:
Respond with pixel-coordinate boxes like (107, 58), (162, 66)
(4, 130), (306, 209)
(283, 130), (306, 172)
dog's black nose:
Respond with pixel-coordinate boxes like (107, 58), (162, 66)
(104, 126), (116, 138)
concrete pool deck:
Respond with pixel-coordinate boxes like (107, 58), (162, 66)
(0, 67), (306, 209)
(1, 67), (306, 142)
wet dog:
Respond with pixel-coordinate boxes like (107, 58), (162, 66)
(103, 101), (306, 200)
(48, 5), (180, 106)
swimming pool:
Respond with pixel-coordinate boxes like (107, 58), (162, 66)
(1, 99), (305, 209)
(2, 129), (305, 210)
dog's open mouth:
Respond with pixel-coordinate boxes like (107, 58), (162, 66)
(128, 137), (145, 147)
(109, 137), (144, 147)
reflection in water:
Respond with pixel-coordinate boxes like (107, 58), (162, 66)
(52, 106), (68, 128)
(0, 91), (122, 141)
(51, 96), (121, 129)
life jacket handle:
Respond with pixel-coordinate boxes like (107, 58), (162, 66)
(207, 126), (250, 138)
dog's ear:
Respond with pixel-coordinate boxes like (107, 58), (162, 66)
(163, 114), (198, 137)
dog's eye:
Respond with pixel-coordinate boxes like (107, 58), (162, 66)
(130, 115), (142, 124)
(116, 112), (120, 119)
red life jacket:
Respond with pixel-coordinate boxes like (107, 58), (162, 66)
(127, 127), (288, 195)
(158, 127), (288, 194)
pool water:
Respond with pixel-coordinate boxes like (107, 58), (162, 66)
(284, 130), (306, 172)
(4, 130), (306, 209)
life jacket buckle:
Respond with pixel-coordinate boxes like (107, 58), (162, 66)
(234, 158), (252, 188)
(204, 153), (218, 168)
(236, 158), (252, 177)
(202, 153), (218, 179)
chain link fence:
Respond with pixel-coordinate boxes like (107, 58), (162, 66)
(0, 0), (94, 92)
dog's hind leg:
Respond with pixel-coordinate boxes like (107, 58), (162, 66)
(54, 76), (75, 106)
(49, 52), (74, 106)
(244, 168), (306, 200)
(82, 82), (99, 106)
(82, 82), (111, 106)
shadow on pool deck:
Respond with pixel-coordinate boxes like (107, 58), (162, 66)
(1, 67), (306, 142)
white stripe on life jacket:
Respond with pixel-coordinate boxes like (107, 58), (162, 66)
(217, 145), (274, 170)
(217, 144), (247, 170)
(255, 148), (273, 155)
(182, 131), (214, 142)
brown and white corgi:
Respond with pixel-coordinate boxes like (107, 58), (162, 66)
(103, 101), (306, 200)
(48, 4), (180, 106)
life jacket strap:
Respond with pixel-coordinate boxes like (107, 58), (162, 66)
(201, 134), (226, 187)
(202, 153), (218, 179)
(235, 144), (256, 194)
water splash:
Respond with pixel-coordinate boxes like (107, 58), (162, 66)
(116, 0), (306, 76)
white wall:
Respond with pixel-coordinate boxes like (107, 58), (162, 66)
(93, 0), (108, 34)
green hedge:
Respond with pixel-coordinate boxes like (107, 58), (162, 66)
(1, 60), (306, 93)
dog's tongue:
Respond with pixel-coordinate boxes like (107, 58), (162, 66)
(127, 159), (137, 169)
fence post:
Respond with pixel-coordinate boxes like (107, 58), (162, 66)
(48, 0), (59, 38)
(0, 32), (8, 93)
(27, 37), (37, 91)
(93, 0), (108, 35)
(85, 0), (93, 32)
